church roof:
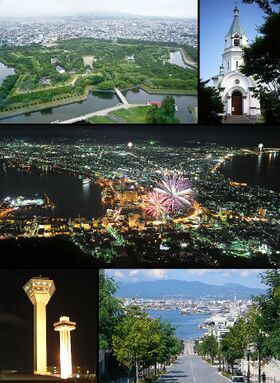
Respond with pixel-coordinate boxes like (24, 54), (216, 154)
(228, 5), (245, 36)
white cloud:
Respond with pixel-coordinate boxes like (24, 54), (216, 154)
(144, 269), (169, 279)
(129, 270), (141, 277)
(187, 269), (210, 276)
(113, 271), (124, 278)
(239, 270), (251, 277)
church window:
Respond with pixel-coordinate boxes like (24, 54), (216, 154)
(236, 61), (239, 69)
(234, 38), (240, 46)
(228, 62), (230, 70)
(235, 79), (240, 85)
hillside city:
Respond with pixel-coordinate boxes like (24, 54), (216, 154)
(0, 16), (197, 48)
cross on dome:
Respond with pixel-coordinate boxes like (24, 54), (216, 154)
(234, 1), (240, 16)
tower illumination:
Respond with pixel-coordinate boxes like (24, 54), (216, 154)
(23, 277), (55, 375)
(54, 316), (76, 379)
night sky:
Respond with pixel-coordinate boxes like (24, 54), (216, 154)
(0, 269), (98, 373)
(1, 125), (280, 147)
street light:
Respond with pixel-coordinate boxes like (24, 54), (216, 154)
(246, 343), (256, 383)
(246, 348), (251, 383)
(258, 330), (268, 383)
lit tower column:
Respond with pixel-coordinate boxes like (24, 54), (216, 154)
(23, 277), (55, 375)
(54, 316), (76, 379)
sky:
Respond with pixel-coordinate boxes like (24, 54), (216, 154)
(106, 269), (268, 289)
(0, 269), (98, 372)
(0, 0), (197, 18)
(200, 0), (266, 81)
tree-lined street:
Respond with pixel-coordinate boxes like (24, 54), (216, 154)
(156, 355), (228, 383)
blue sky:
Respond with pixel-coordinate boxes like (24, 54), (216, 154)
(105, 269), (269, 289)
(200, 0), (266, 81)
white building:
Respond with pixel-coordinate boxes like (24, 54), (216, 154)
(212, 2), (261, 119)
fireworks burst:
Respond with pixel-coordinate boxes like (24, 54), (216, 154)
(154, 175), (194, 213)
(143, 191), (168, 219)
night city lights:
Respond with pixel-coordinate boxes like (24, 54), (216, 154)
(0, 136), (279, 266)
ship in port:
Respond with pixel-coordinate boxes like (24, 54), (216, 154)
(82, 178), (91, 185)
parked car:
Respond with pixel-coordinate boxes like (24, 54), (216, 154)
(230, 376), (246, 383)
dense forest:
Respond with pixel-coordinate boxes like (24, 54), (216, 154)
(0, 39), (197, 113)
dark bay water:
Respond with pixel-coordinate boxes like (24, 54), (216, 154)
(0, 89), (197, 124)
(0, 91), (119, 124)
(124, 89), (197, 123)
(147, 309), (209, 340)
(0, 62), (15, 86)
(0, 164), (104, 218)
(220, 152), (280, 192)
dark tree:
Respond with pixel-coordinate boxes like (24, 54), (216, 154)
(241, 12), (280, 123)
(198, 80), (224, 125)
(242, 0), (280, 15)
(146, 96), (180, 124)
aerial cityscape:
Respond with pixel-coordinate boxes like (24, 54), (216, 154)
(100, 269), (280, 383)
(0, 132), (279, 266)
(0, 0), (197, 124)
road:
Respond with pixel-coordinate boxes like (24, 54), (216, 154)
(156, 355), (228, 383)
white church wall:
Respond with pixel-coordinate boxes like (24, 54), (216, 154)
(211, 3), (261, 117)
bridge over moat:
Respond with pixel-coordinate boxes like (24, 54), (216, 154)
(55, 88), (141, 124)
(55, 103), (145, 124)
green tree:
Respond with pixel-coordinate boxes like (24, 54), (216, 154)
(161, 96), (176, 116)
(146, 96), (180, 124)
(112, 305), (182, 382)
(112, 306), (154, 383)
(99, 275), (124, 351)
(220, 318), (249, 372)
(203, 335), (219, 364)
(155, 321), (182, 370)
(254, 270), (280, 358)
(97, 80), (115, 90)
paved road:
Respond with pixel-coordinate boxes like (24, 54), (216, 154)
(157, 355), (228, 383)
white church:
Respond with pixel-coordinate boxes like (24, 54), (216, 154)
(212, 2), (261, 121)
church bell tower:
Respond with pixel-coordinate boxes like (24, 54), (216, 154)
(212, 1), (261, 120)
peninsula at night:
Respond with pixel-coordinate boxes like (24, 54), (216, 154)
(0, 128), (279, 266)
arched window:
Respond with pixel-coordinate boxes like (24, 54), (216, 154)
(234, 33), (240, 46)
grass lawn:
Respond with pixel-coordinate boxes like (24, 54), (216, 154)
(88, 116), (115, 124)
(110, 106), (149, 123)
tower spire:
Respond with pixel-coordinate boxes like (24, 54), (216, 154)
(227, 0), (244, 36)
(234, 1), (239, 16)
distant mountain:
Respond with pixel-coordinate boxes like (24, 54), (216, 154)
(116, 280), (264, 299)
